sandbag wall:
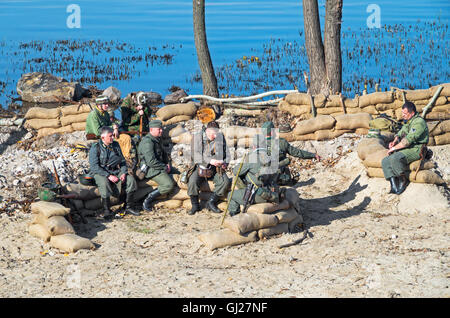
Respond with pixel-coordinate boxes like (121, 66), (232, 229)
(24, 104), (93, 138)
(155, 102), (198, 126)
(427, 120), (450, 146)
(198, 187), (303, 250)
(356, 137), (445, 185)
(28, 201), (95, 253)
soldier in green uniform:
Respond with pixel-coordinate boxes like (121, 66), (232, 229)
(88, 126), (140, 219)
(187, 121), (231, 215)
(255, 121), (321, 185)
(85, 95), (120, 139)
(382, 102), (429, 194)
(120, 92), (152, 135)
(227, 147), (280, 216)
(138, 120), (176, 211)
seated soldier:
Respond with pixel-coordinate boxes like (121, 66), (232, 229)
(227, 147), (280, 216)
(120, 91), (152, 137)
(88, 126), (140, 219)
(254, 121), (321, 185)
(382, 102), (429, 195)
(187, 121), (231, 215)
(137, 120), (176, 211)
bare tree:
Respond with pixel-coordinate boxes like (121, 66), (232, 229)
(302, 0), (342, 95)
(193, 0), (219, 97)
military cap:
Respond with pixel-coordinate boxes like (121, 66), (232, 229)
(95, 95), (110, 105)
(149, 119), (163, 128)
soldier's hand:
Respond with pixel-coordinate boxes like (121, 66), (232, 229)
(120, 173), (127, 182)
(138, 110), (144, 116)
(108, 175), (119, 183)
(166, 164), (171, 173)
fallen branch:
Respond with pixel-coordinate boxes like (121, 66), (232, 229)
(181, 90), (297, 104)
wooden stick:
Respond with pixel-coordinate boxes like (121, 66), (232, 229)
(181, 90), (297, 104)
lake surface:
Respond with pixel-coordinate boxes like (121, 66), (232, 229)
(0, 0), (449, 109)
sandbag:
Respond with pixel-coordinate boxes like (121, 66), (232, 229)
(60, 104), (92, 116)
(30, 201), (70, 217)
(156, 102), (196, 121)
(316, 107), (344, 115)
(25, 118), (61, 130)
(293, 115), (336, 136)
(65, 183), (100, 200)
(279, 131), (295, 142)
(169, 124), (186, 137)
(293, 133), (315, 141)
(41, 216), (75, 236)
(182, 199), (207, 210)
(237, 137), (253, 148)
(361, 106), (379, 115)
(223, 126), (258, 139)
(375, 100), (404, 111)
(50, 234), (95, 253)
(355, 128), (369, 135)
(246, 200), (290, 214)
(154, 200), (183, 209)
(282, 187), (301, 214)
(71, 122), (86, 131)
(279, 100), (311, 116)
(430, 83), (450, 97)
(427, 120), (450, 136)
(424, 111), (450, 120)
(429, 104), (450, 113)
(288, 214), (304, 232)
(272, 208), (298, 224)
(258, 223), (289, 240)
(428, 137), (436, 146)
(359, 91), (394, 107)
(367, 167), (445, 184)
(37, 125), (74, 138)
(177, 178), (215, 192)
(363, 149), (389, 168)
(166, 188), (189, 201)
(25, 107), (61, 120)
(198, 229), (258, 250)
(324, 95), (345, 107)
(334, 113), (372, 130)
(413, 96), (447, 106)
(60, 113), (89, 126)
(28, 223), (51, 242)
(163, 115), (192, 126)
(356, 138), (386, 161)
(314, 129), (352, 141)
(224, 213), (278, 235)
(171, 131), (192, 144)
(409, 160), (435, 171)
(434, 132), (450, 145)
(398, 88), (431, 101)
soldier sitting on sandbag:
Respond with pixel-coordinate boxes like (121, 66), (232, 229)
(382, 101), (429, 194)
(254, 121), (321, 185)
(120, 91), (152, 138)
(187, 121), (231, 215)
(227, 147), (281, 216)
(88, 126), (140, 219)
(138, 120), (176, 211)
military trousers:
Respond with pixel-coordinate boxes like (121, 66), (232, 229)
(226, 188), (268, 215)
(187, 167), (231, 197)
(381, 152), (409, 179)
(148, 171), (176, 195)
(94, 173), (138, 199)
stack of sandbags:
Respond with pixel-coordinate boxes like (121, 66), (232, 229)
(333, 113), (373, 136)
(28, 201), (95, 253)
(156, 102), (197, 125)
(427, 120), (450, 146)
(223, 126), (259, 148)
(198, 188), (303, 250)
(290, 115), (339, 141)
(60, 103), (92, 132)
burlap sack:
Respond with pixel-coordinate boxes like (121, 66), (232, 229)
(116, 133), (133, 160)
(398, 88), (431, 101)
(316, 107), (344, 115)
(285, 93), (309, 106)
(359, 91), (394, 107)
(314, 129), (352, 141)
(154, 200), (183, 209)
(430, 83), (450, 97)
(428, 137), (436, 146)
(288, 214), (304, 232)
(361, 106), (379, 115)
(25, 107), (61, 120)
(344, 98), (358, 108)
(334, 113), (372, 130)
(355, 128), (369, 135)
(258, 223), (289, 240)
(60, 104), (92, 116)
(293, 133), (315, 141)
(323, 95), (344, 107)
(409, 160), (435, 171)
(50, 234), (95, 253)
(363, 149), (389, 168)
(28, 223), (52, 242)
(71, 122), (86, 131)
(279, 131), (295, 142)
(156, 102), (196, 121)
(237, 137), (253, 148)
(413, 96), (447, 106)
(25, 118), (61, 130)
(169, 124), (186, 137)
(282, 187), (301, 213)
(40, 216), (75, 236)
(198, 229), (258, 250)
(37, 125), (74, 138)
(428, 120), (450, 136)
(65, 183), (100, 200)
(177, 178), (214, 192)
(366, 167), (385, 178)
(60, 113), (89, 126)
(279, 100), (311, 116)
(163, 115), (192, 126)
(224, 213), (278, 235)
(429, 104), (450, 113)
(356, 138), (386, 161)
(223, 126), (258, 139)
(293, 115), (336, 136)
(375, 100), (404, 111)
(434, 132), (450, 145)
(424, 111), (450, 120)
(367, 167), (445, 184)
(167, 188), (189, 201)
(272, 208), (298, 224)
(31, 201), (70, 217)
(171, 131), (192, 144)
(246, 200), (290, 214)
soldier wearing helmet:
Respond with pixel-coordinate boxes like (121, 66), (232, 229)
(120, 91), (152, 135)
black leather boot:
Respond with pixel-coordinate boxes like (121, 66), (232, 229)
(125, 192), (140, 216)
(389, 177), (399, 194)
(100, 197), (113, 220)
(206, 193), (222, 214)
(396, 175), (409, 195)
(188, 195), (201, 215)
(142, 189), (161, 211)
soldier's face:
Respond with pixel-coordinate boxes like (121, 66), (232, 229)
(206, 128), (217, 141)
(101, 103), (110, 112)
(150, 127), (163, 137)
(401, 108), (414, 121)
(101, 132), (114, 145)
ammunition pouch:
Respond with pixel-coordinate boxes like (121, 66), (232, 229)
(198, 164), (214, 178)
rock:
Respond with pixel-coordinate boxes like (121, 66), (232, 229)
(17, 72), (83, 103)
(146, 92), (163, 105)
(164, 89), (188, 105)
(102, 86), (121, 104)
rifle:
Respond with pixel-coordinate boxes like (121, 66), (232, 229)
(242, 183), (257, 214)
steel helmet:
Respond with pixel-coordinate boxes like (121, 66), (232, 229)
(136, 92), (148, 106)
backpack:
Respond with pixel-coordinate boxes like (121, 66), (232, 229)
(369, 114), (402, 133)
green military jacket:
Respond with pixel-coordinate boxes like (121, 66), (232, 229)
(137, 134), (169, 179)
(88, 140), (128, 177)
(85, 107), (115, 137)
(120, 96), (152, 132)
(396, 113), (429, 162)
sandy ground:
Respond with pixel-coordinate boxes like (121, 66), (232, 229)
(0, 138), (448, 298)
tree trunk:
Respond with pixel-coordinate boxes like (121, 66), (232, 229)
(193, 0), (219, 98)
(324, 0), (343, 94)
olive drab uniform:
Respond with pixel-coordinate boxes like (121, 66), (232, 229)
(187, 130), (231, 198)
(137, 133), (175, 195)
(120, 95), (152, 134)
(88, 140), (138, 199)
(85, 106), (116, 137)
(382, 113), (429, 179)
(227, 149), (280, 216)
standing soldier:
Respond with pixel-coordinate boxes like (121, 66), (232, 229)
(382, 102), (429, 194)
(138, 120), (176, 211)
(88, 126), (140, 219)
(187, 121), (231, 215)
(255, 121), (321, 185)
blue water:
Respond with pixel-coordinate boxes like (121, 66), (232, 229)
(0, 0), (449, 109)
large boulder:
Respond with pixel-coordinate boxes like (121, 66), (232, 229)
(102, 86), (121, 104)
(164, 89), (187, 105)
(17, 72), (83, 103)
